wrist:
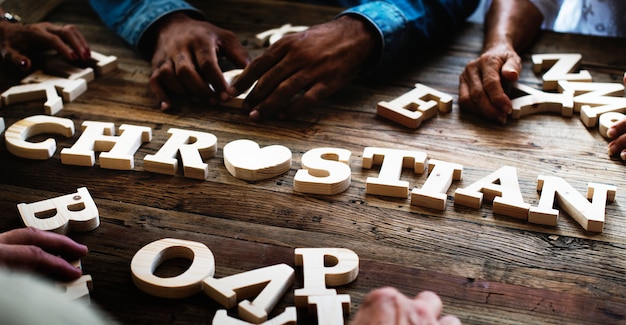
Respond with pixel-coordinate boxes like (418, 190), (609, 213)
(335, 14), (381, 73)
(139, 11), (205, 58)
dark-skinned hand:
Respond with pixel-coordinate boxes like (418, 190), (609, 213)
(148, 12), (250, 111)
(230, 15), (379, 121)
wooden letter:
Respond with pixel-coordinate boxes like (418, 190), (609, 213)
(362, 147), (427, 198)
(212, 307), (297, 325)
(293, 248), (359, 307)
(60, 121), (152, 169)
(377, 83), (453, 128)
(528, 176), (616, 232)
(221, 69), (256, 109)
(454, 166), (531, 220)
(89, 50), (118, 75)
(411, 159), (463, 210)
(21, 70), (87, 102)
(256, 24), (308, 46)
(294, 147), (352, 195)
(532, 53), (592, 90)
(599, 112), (626, 138)
(308, 295), (350, 325)
(223, 139), (292, 181)
(1, 82), (63, 115)
(59, 275), (93, 302)
(203, 264), (295, 323)
(510, 82), (574, 119)
(5, 115), (75, 160)
(17, 187), (100, 233)
(131, 238), (215, 299)
(144, 128), (217, 180)
(557, 81), (626, 127)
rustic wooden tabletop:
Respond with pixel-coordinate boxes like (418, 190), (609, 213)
(0, 0), (625, 324)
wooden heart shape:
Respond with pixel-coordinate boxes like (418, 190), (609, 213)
(223, 139), (292, 181)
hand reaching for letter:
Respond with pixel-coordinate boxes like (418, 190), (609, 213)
(458, 43), (521, 124)
(0, 227), (88, 282)
(351, 287), (461, 325)
(147, 13), (250, 111)
(230, 15), (379, 121)
(0, 20), (91, 70)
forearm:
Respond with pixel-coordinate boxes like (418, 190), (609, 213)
(339, 0), (479, 73)
(483, 0), (543, 53)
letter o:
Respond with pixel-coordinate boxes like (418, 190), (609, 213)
(131, 238), (215, 298)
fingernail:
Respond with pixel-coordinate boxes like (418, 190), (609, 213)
(498, 115), (507, 124)
(83, 49), (91, 60)
(220, 92), (229, 102)
(19, 60), (27, 70)
(249, 110), (261, 121)
(504, 104), (512, 114)
(228, 86), (238, 96)
(621, 150), (626, 161)
(607, 127), (616, 139)
(160, 101), (169, 111)
(608, 143), (615, 156)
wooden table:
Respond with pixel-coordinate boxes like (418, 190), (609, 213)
(1, 0), (625, 324)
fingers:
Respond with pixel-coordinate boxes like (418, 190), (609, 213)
(195, 46), (229, 101)
(0, 244), (84, 281)
(459, 64), (508, 124)
(414, 290), (444, 317)
(2, 47), (31, 70)
(351, 287), (458, 325)
(607, 118), (626, 139)
(231, 43), (287, 99)
(219, 31), (251, 69)
(33, 23), (90, 61)
(0, 228), (87, 281)
(608, 119), (626, 159)
(440, 315), (463, 325)
(458, 53), (517, 124)
(275, 80), (333, 120)
(0, 227), (88, 259)
(146, 15), (252, 110)
(174, 51), (215, 97)
(55, 24), (91, 61)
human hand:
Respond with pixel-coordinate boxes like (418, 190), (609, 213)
(458, 43), (522, 124)
(608, 118), (626, 160)
(0, 227), (88, 282)
(230, 15), (379, 121)
(148, 12), (250, 111)
(350, 287), (461, 325)
(0, 21), (90, 70)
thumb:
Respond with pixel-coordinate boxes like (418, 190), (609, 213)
(501, 56), (521, 82)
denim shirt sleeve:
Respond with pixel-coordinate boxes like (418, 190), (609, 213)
(339, 0), (479, 73)
(88, 0), (204, 50)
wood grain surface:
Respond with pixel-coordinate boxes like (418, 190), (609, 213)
(0, 0), (625, 324)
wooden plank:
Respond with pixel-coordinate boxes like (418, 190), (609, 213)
(0, 0), (624, 324)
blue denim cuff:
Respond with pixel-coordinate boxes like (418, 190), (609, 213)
(92, 0), (204, 50)
(339, 1), (408, 73)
